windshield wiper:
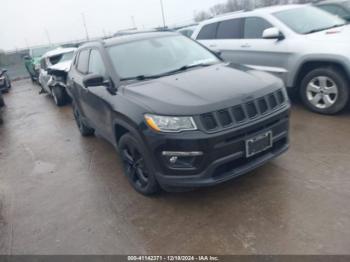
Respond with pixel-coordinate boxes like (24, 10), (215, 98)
(158, 63), (215, 77)
(120, 63), (215, 81)
(304, 23), (345, 34)
(120, 75), (161, 81)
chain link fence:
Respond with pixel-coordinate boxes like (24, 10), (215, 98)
(0, 50), (30, 80)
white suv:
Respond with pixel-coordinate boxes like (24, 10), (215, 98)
(193, 5), (350, 115)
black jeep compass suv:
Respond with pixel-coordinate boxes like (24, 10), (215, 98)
(67, 32), (290, 195)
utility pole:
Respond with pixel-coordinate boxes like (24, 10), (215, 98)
(24, 38), (29, 49)
(131, 16), (137, 29)
(44, 29), (52, 46)
(81, 13), (90, 41)
(160, 0), (166, 28)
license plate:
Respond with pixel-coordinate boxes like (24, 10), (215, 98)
(245, 131), (273, 158)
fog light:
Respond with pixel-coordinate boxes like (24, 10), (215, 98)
(162, 151), (203, 169)
(169, 156), (178, 164)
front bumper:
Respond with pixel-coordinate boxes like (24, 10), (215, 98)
(143, 105), (290, 188)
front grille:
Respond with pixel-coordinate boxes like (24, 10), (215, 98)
(199, 89), (287, 132)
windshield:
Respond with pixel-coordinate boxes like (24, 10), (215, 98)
(107, 35), (220, 79)
(274, 6), (346, 34)
(49, 51), (75, 65)
(31, 46), (55, 58)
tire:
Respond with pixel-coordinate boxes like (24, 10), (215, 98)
(72, 103), (95, 137)
(300, 67), (349, 115)
(118, 133), (160, 196)
(6, 77), (11, 89)
(0, 95), (4, 107)
(51, 86), (68, 107)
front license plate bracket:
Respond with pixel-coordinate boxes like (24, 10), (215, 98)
(245, 131), (273, 158)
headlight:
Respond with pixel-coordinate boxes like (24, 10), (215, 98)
(0, 76), (4, 81)
(145, 114), (197, 132)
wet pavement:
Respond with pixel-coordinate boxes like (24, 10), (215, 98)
(0, 80), (350, 255)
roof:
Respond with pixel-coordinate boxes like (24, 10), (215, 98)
(253, 4), (304, 14)
(43, 47), (77, 58)
(80, 32), (179, 49)
(199, 4), (304, 25)
(315, 0), (349, 5)
(113, 29), (159, 37)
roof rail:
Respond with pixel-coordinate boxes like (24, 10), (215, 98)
(214, 9), (246, 18)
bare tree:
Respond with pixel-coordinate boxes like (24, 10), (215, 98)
(209, 4), (228, 16)
(194, 11), (212, 22)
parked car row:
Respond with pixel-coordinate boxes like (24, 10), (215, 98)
(22, 2), (349, 196)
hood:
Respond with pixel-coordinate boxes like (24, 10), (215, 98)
(305, 24), (350, 43)
(48, 60), (72, 72)
(122, 63), (283, 115)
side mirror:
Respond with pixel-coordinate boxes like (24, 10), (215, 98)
(83, 74), (108, 88)
(263, 27), (284, 40)
(1, 69), (7, 73)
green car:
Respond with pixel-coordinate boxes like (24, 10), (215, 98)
(24, 46), (57, 82)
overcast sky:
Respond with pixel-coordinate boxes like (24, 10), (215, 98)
(0, 0), (226, 51)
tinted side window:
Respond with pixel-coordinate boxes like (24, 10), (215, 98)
(77, 49), (90, 74)
(244, 17), (273, 39)
(88, 50), (106, 76)
(217, 18), (243, 39)
(197, 23), (219, 40)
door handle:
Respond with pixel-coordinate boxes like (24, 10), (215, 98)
(241, 43), (251, 48)
(209, 44), (217, 48)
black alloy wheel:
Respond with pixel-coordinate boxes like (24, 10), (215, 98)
(119, 133), (160, 195)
